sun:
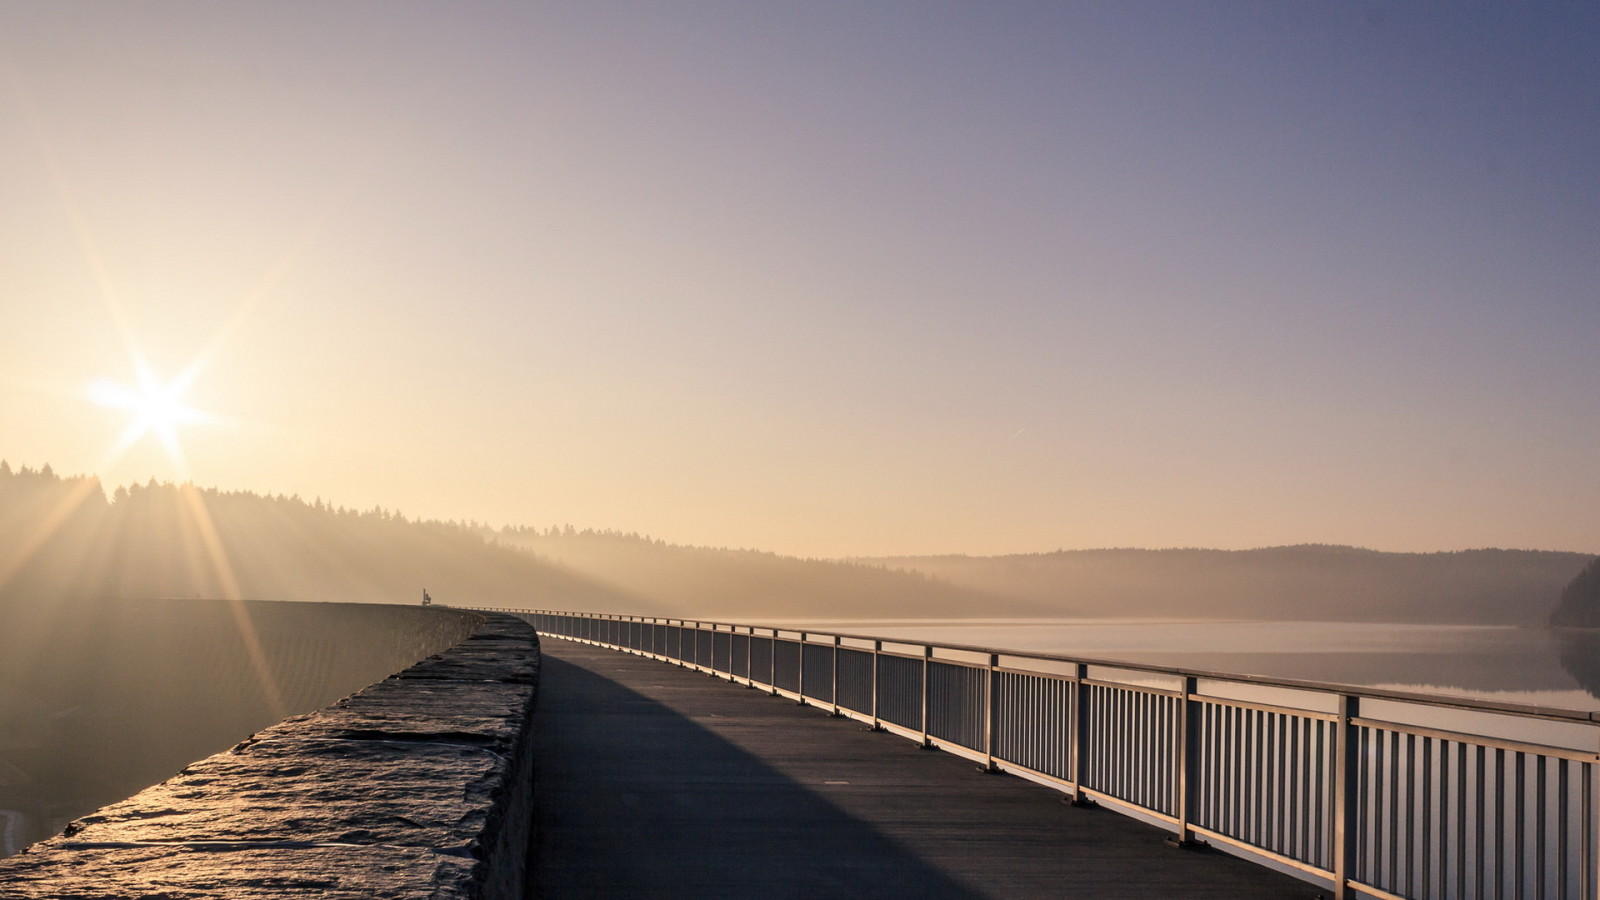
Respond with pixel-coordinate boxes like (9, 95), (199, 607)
(88, 364), (210, 467)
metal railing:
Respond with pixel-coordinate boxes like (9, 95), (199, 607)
(488, 607), (1600, 900)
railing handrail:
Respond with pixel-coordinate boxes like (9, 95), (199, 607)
(471, 606), (1600, 725)
(496, 606), (1600, 899)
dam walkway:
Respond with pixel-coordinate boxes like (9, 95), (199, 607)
(530, 637), (1319, 899)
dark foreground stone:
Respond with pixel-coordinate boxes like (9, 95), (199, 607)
(0, 612), (540, 900)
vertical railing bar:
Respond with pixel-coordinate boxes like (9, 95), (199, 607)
(1264, 708), (1275, 848)
(1275, 712), (1286, 855)
(1151, 691), (1161, 810)
(795, 631), (807, 705)
(1454, 741), (1466, 900)
(1582, 757), (1594, 900)
(1225, 705), (1237, 838)
(1407, 734), (1418, 898)
(1515, 752), (1527, 900)
(1122, 688), (1131, 802)
(1280, 712), (1290, 856)
(1239, 706), (1251, 845)
(984, 652), (999, 771)
(1429, 736), (1439, 899)
(1198, 701), (1209, 829)
(1127, 689), (1137, 805)
(1117, 689), (1127, 802)
(1475, 744), (1487, 900)
(1251, 708), (1262, 846)
(1071, 666), (1089, 802)
(1371, 726), (1381, 888)
(1129, 689), (1138, 804)
(831, 635), (842, 716)
(1386, 731), (1399, 891)
(1174, 675), (1199, 846)
(1494, 748), (1507, 900)
(1115, 688), (1125, 801)
(1333, 695), (1358, 900)
(920, 644), (932, 747)
(1143, 690), (1153, 808)
(870, 640), (881, 729)
(1536, 755), (1548, 900)
(1295, 714), (1307, 862)
(1557, 758), (1569, 900)
(1304, 715), (1316, 865)
(1284, 713), (1296, 860)
(1152, 691), (1162, 823)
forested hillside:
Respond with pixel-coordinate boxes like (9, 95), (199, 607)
(0, 463), (635, 612)
(2, 463), (1590, 624)
(0, 463), (997, 619)
(852, 546), (1595, 624)
(489, 526), (1009, 619)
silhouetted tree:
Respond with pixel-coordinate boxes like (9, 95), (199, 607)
(1552, 556), (1600, 627)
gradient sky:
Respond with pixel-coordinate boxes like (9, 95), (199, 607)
(1, 3), (1595, 557)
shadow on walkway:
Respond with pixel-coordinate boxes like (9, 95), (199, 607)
(531, 650), (983, 899)
(530, 640), (1321, 900)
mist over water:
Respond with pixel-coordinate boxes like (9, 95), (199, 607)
(772, 619), (1600, 713)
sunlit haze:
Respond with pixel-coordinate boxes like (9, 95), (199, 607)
(1, 4), (1595, 557)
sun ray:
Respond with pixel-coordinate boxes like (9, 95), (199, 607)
(177, 484), (287, 721)
(0, 476), (103, 595)
(8, 53), (361, 728)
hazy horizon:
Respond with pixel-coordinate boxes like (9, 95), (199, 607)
(2, 5), (1596, 559)
(7, 458), (1599, 560)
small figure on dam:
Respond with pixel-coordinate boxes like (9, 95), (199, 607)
(421, 588), (432, 606)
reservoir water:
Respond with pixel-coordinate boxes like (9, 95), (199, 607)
(769, 619), (1600, 714)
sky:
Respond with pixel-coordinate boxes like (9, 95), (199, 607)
(0, 3), (1595, 558)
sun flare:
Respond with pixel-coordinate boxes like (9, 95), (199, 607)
(88, 366), (210, 467)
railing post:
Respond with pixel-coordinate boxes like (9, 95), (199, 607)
(831, 635), (842, 716)
(983, 652), (1000, 772)
(870, 640), (882, 731)
(1592, 736), (1599, 900)
(1172, 675), (1202, 848)
(796, 632), (807, 705)
(1333, 694), (1360, 900)
(920, 645), (933, 748)
(770, 628), (778, 696)
(1070, 663), (1094, 805)
(745, 626), (754, 686)
(1590, 736), (1599, 900)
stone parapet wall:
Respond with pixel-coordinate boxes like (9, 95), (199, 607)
(0, 612), (541, 899)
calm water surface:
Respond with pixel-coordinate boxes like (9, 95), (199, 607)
(769, 619), (1600, 714)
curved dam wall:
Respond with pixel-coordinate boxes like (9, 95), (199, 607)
(0, 611), (541, 899)
(0, 598), (482, 852)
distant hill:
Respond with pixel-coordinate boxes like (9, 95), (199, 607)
(0, 463), (639, 613)
(488, 526), (1009, 620)
(849, 546), (1595, 624)
(2, 462), (1590, 624)
(0, 463), (994, 620)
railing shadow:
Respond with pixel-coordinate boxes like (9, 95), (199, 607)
(530, 642), (1320, 900)
(531, 651), (988, 899)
